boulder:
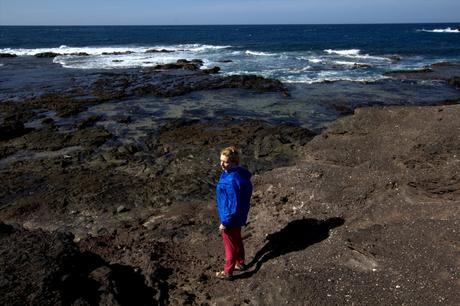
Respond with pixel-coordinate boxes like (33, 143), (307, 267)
(387, 55), (402, 61)
(145, 49), (174, 53)
(101, 51), (134, 55)
(153, 59), (203, 71)
(34, 52), (61, 58)
(68, 52), (90, 56)
(201, 66), (221, 74)
(448, 76), (460, 88)
(0, 224), (159, 306)
(352, 63), (372, 69)
(0, 117), (27, 141)
(0, 53), (17, 58)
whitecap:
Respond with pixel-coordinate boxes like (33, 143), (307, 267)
(420, 27), (460, 33)
(53, 51), (187, 69)
(225, 70), (255, 75)
(175, 44), (231, 52)
(333, 61), (359, 66)
(245, 50), (276, 57)
(308, 58), (323, 64)
(324, 49), (361, 56)
(324, 49), (391, 61)
(281, 74), (388, 84)
(0, 43), (232, 57)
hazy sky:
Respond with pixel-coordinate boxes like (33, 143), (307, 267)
(1, 0), (459, 25)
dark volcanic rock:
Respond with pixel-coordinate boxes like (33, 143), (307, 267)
(145, 48), (175, 53)
(0, 53), (17, 58)
(385, 62), (460, 85)
(92, 68), (288, 99)
(219, 75), (288, 94)
(331, 102), (354, 115)
(138, 118), (315, 203)
(0, 224), (160, 306)
(1, 105), (460, 305)
(385, 67), (433, 76)
(202, 66), (221, 74)
(352, 63), (372, 69)
(153, 59), (204, 71)
(101, 51), (134, 55)
(242, 105), (460, 305)
(34, 52), (61, 58)
(448, 76), (460, 88)
(387, 55), (402, 61)
(0, 61), (288, 122)
(74, 115), (102, 130)
(153, 63), (198, 71)
(68, 52), (90, 56)
(0, 117), (29, 141)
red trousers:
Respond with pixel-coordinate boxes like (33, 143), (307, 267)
(221, 227), (245, 274)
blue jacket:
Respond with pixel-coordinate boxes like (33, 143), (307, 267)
(216, 166), (253, 228)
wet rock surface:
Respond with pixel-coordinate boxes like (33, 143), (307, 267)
(0, 60), (287, 120)
(385, 62), (460, 87)
(0, 53), (18, 58)
(34, 52), (61, 58)
(0, 114), (314, 237)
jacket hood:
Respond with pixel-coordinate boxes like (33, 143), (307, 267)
(227, 166), (252, 180)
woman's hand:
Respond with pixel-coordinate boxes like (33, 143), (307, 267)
(219, 224), (226, 232)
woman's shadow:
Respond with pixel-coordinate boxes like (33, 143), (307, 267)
(234, 217), (344, 279)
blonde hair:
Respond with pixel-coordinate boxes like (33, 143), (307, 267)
(220, 146), (240, 164)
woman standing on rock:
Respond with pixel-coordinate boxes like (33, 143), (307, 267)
(215, 146), (253, 280)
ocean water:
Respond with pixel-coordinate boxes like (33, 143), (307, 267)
(1, 24), (460, 137)
(1, 24), (460, 83)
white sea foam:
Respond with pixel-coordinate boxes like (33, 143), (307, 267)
(282, 75), (388, 84)
(308, 58), (323, 64)
(0, 43), (230, 69)
(332, 61), (372, 67)
(0, 44), (231, 57)
(324, 49), (391, 62)
(53, 52), (186, 69)
(333, 61), (359, 66)
(325, 49), (361, 56)
(245, 50), (276, 56)
(176, 44), (231, 52)
(0, 43), (415, 82)
(420, 27), (460, 33)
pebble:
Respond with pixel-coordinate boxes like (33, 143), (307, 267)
(116, 205), (129, 213)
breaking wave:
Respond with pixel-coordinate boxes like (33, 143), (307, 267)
(0, 42), (444, 85)
(419, 27), (460, 33)
(245, 50), (276, 57)
(324, 49), (361, 56)
(0, 44), (231, 57)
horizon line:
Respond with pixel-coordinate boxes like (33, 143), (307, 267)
(1, 21), (460, 27)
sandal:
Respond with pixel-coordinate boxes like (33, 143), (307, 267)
(234, 264), (247, 271)
(215, 271), (233, 280)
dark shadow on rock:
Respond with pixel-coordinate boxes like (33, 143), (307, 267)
(235, 217), (345, 279)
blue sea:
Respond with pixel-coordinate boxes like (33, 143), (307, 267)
(1, 24), (460, 83)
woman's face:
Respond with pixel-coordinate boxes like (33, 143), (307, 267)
(220, 154), (233, 171)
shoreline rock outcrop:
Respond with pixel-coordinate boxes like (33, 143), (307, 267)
(1, 105), (459, 305)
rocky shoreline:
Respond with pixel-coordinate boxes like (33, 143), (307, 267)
(1, 62), (460, 305)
